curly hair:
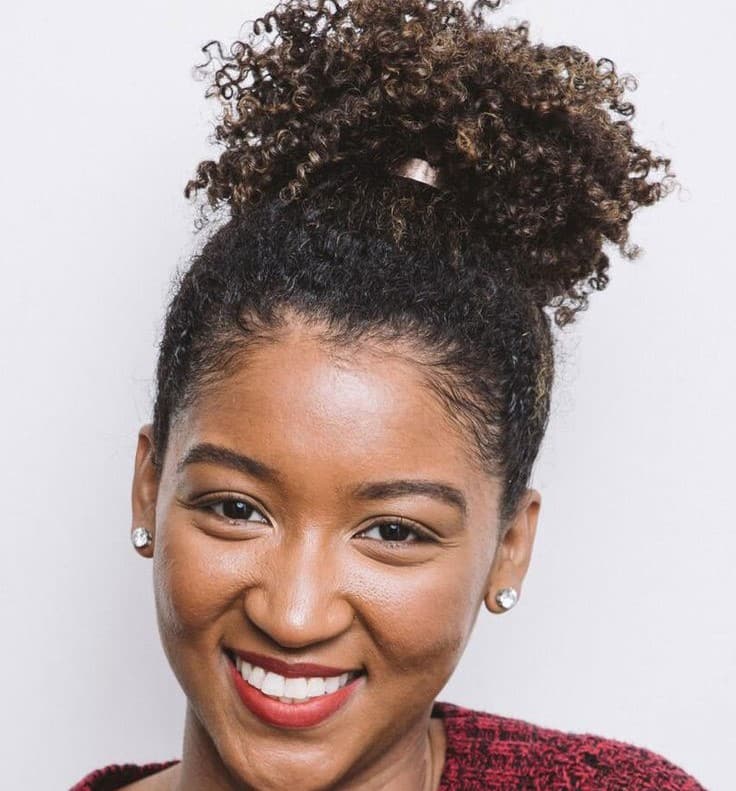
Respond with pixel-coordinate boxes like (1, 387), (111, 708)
(153, 0), (673, 525)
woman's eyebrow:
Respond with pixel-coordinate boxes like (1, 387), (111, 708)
(351, 480), (467, 516)
(177, 443), (467, 515)
(176, 443), (281, 483)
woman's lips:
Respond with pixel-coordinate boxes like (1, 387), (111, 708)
(226, 652), (364, 729)
(233, 649), (355, 678)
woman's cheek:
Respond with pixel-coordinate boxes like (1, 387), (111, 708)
(153, 518), (248, 638)
(353, 559), (481, 677)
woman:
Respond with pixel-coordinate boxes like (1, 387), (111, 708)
(73, 1), (704, 788)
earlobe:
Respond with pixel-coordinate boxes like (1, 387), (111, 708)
(489, 586), (519, 613)
(131, 526), (154, 553)
(484, 489), (541, 615)
(131, 423), (159, 558)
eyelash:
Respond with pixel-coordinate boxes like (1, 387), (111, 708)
(356, 520), (431, 545)
(205, 498), (269, 524)
(198, 496), (433, 545)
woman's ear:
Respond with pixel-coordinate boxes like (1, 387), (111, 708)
(131, 423), (160, 558)
(484, 489), (541, 614)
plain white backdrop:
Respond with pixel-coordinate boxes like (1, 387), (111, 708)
(2, 1), (734, 789)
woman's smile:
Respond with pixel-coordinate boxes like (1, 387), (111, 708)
(226, 649), (365, 729)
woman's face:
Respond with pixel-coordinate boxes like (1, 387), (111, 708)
(132, 317), (539, 790)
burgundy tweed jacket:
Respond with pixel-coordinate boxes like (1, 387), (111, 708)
(72, 702), (706, 790)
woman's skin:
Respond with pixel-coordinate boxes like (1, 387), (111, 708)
(130, 313), (541, 791)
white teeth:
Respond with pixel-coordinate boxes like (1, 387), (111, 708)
(232, 654), (356, 702)
(306, 677), (326, 698)
(261, 671), (286, 698)
(248, 665), (266, 690)
(283, 676), (309, 699)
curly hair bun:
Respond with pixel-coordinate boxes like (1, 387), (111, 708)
(186, 0), (674, 325)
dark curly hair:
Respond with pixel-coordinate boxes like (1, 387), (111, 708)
(153, 0), (673, 526)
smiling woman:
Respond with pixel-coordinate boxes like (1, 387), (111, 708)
(69, 1), (707, 789)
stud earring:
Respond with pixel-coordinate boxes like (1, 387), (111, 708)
(494, 587), (519, 611)
(131, 526), (153, 549)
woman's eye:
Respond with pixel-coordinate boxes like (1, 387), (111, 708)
(359, 521), (424, 543)
(208, 499), (268, 523)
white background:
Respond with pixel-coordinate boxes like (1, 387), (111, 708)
(2, 1), (734, 789)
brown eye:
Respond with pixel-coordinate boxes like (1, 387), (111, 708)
(210, 499), (268, 523)
(359, 521), (423, 543)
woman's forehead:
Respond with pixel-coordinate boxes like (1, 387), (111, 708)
(169, 330), (498, 506)
(182, 332), (460, 456)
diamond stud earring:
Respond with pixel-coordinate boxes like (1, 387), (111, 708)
(131, 526), (153, 549)
(494, 587), (519, 611)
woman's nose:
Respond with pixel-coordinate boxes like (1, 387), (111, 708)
(241, 531), (355, 649)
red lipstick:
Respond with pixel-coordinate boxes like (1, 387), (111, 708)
(227, 658), (363, 729)
(232, 649), (355, 679)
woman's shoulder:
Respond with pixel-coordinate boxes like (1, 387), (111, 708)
(433, 702), (706, 790)
(70, 760), (179, 791)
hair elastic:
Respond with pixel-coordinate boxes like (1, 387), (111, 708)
(391, 157), (444, 189)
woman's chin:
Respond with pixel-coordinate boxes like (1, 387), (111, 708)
(180, 651), (375, 790)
